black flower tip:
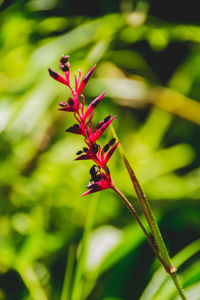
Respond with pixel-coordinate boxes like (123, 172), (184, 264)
(95, 121), (104, 130)
(76, 150), (83, 155)
(87, 182), (99, 189)
(60, 63), (70, 72)
(48, 68), (59, 79)
(90, 165), (100, 177)
(65, 124), (81, 134)
(83, 147), (89, 152)
(109, 138), (116, 146)
(91, 143), (99, 154)
(60, 55), (70, 64)
(103, 144), (110, 152)
(83, 65), (96, 83)
(104, 115), (111, 123)
(93, 174), (101, 182)
(91, 98), (100, 108)
(68, 98), (74, 106)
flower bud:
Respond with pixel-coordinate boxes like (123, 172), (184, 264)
(109, 138), (116, 146)
(60, 55), (70, 64)
(65, 124), (82, 134)
(103, 144), (110, 152)
(68, 98), (74, 106)
(76, 150), (83, 155)
(104, 115), (111, 123)
(91, 143), (99, 154)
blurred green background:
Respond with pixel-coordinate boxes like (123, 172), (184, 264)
(0, 0), (200, 299)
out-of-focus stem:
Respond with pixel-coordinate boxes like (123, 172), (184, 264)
(122, 155), (178, 273)
(111, 184), (169, 272)
(18, 265), (48, 300)
(110, 124), (177, 273)
(111, 185), (187, 300)
(170, 273), (187, 300)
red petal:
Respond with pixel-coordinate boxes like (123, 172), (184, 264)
(65, 124), (82, 134)
(48, 68), (69, 86)
(81, 189), (97, 196)
(91, 116), (116, 143)
(59, 105), (76, 112)
(77, 65), (96, 95)
(75, 154), (91, 160)
(84, 92), (106, 121)
(81, 186), (102, 196)
(104, 141), (120, 164)
(71, 89), (79, 108)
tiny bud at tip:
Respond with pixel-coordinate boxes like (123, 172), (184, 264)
(60, 55), (70, 64)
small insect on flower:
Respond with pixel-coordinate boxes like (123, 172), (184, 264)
(49, 55), (119, 195)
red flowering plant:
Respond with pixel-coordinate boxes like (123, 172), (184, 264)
(49, 56), (187, 300)
(48, 55), (119, 196)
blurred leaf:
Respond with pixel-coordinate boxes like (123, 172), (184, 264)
(140, 239), (200, 300)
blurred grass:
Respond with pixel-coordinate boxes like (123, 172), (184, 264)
(0, 1), (200, 299)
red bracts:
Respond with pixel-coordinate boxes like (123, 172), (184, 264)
(49, 55), (119, 195)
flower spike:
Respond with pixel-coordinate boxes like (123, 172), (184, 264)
(48, 56), (186, 296)
(49, 56), (119, 196)
(81, 171), (112, 196)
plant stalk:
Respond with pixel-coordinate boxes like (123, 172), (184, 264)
(123, 155), (175, 270)
(112, 184), (187, 300)
(111, 184), (169, 272)
(111, 124), (187, 299)
(170, 273), (187, 300)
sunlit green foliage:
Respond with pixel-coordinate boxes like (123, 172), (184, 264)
(0, 1), (200, 299)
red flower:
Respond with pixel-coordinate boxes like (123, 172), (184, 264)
(75, 139), (120, 168)
(49, 55), (96, 95)
(49, 55), (119, 195)
(89, 116), (116, 143)
(77, 65), (96, 95)
(81, 165), (113, 196)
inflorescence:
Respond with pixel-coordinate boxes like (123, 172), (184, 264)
(48, 55), (119, 196)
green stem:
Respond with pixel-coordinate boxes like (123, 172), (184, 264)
(111, 184), (169, 272)
(170, 273), (187, 300)
(123, 155), (175, 271)
(18, 265), (48, 300)
(112, 185), (187, 300)
(71, 194), (99, 300)
(110, 125), (187, 299)
(61, 245), (75, 300)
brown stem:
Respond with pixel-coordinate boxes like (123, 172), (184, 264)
(111, 184), (172, 273)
